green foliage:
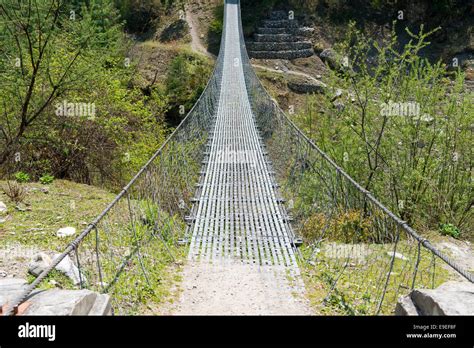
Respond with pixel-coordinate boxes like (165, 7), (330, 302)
(14, 172), (30, 183)
(439, 223), (460, 239)
(39, 174), (55, 185)
(209, 4), (224, 36)
(0, 0), (169, 186)
(28, 270), (75, 290)
(165, 51), (212, 123)
(296, 22), (473, 236)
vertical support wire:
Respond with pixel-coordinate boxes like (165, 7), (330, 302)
(411, 241), (422, 290)
(376, 225), (401, 315)
(94, 226), (105, 293)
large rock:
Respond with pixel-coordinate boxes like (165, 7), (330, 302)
(320, 48), (340, 69)
(395, 281), (474, 315)
(387, 251), (409, 261)
(0, 278), (112, 315)
(28, 252), (86, 286)
(0, 278), (29, 308)
(24, 289), (98, 315)
(54, 254), (86, 286)
(395, 295), (419, 315)
(28, 252), (53, 277)
(411, 281), (474, 315)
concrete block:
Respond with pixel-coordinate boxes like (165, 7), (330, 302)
(89, 294), (112, 316)
(24, 289), (98, 315)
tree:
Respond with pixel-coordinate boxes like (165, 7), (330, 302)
(0, 0), (88, 167)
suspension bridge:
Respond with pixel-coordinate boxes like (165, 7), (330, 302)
(4, 0), (473, 316)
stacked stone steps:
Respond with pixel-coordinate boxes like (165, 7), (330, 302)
(256, 27), (313, 36)
(247, 41), (313, 51)
(247, 11), (314, 60)
(253, 33), (307, 43)
(249, 49), (315, 60)
(261, 19), (300, 28)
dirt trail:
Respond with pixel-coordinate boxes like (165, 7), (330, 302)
(165, 261), (311, 315)
(185, 6), (214, 58)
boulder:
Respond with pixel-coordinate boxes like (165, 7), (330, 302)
(24, 289), (98, 315)
(0, 278), (111, 316)
(395, 295), (419, 315)
(320, 48), (340, 69)
(411, 281), (474, 315)
(54, 254), (86, 286)
(56, 226), (76, 238)
(395, 281), (474, 315)
(0, 278), (29, 308)
(28, 252), (53, 277)
(28, 252), (86, 286)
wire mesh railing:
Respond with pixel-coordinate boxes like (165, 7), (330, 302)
(236, 0), (473, 315)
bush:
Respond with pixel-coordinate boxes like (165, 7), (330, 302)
(165, 52), (212, 124)
(297, 22), (473, 234)
(14, 172), (30, 183)
(2, 181), (26, 204)
(439, 223), (460, 239)
(208, 4), (224, 36)
(39, 174), (55, 185)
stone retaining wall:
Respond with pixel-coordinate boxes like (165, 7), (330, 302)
(247, 11), (314, 60)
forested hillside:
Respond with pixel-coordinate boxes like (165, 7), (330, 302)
(0, 0), (211, 188)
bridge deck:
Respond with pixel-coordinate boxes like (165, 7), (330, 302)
(188, 2), (297, 268)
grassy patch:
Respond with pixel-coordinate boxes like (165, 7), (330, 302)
(0, 180), (116, 251)
(300, 240), (452, 315)
(0, 179), (186, 314)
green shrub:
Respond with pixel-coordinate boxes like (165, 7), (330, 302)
(39, 174), (55, 185)
(439, 223), (460, 239)
(14, 171), (30, 183)
(209, 4), (224, 36)
(296, 22), (473, 232)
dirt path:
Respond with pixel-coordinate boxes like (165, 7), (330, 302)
(165, 261), (311, 315)
(185, 6), (214, 58)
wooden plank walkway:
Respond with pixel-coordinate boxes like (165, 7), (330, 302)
(188, 1), (297, 269)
